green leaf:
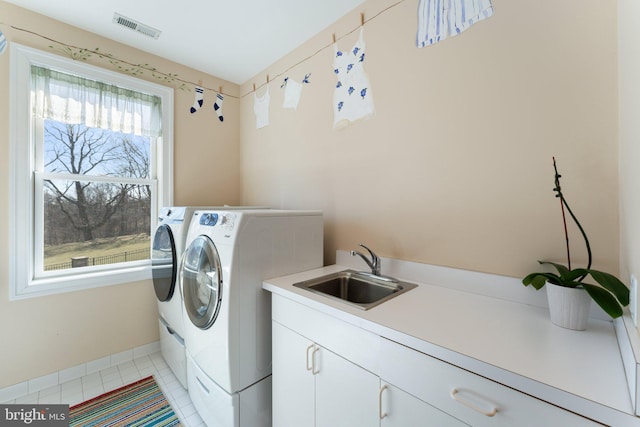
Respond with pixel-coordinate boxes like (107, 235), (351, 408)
(581, 283), (624, 318)
(522, 273), (559, 290)
(565, 268), (588, 282)
(586, 270), (630, 306)
(538, 261), (571, 279)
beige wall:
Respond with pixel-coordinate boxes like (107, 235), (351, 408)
(0, 1), (240, 388)
(0, 0), (625, 389)
(240, 0), (620, 279)
(619, 0), (640, 322)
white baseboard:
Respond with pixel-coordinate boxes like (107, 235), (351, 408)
(0, 341), (160, 403)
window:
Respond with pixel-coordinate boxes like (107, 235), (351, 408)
(10, 43), (174, 299)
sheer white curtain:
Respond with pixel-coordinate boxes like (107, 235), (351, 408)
(30, 65), (162, 137)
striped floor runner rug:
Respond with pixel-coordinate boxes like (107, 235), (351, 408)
(69, 376), (181, 426)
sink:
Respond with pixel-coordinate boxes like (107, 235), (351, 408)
(293, 269), (418, 310)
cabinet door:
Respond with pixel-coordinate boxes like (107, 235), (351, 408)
(272, 321), (315, 427)
(381, 382), (469, 427)
(316, 346), (380, 427)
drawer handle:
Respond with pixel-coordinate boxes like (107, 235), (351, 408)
(379, 385), (388, 419)
(196, 376), (210, 394)
(450, 388), (498, 417)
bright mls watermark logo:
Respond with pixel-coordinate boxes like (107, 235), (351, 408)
(0, 404), (68, 426)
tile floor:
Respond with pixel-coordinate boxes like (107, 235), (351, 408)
(1, 352), (205, 427)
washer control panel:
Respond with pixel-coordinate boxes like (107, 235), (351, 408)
(199, 213), (219, 226)
(198, 212), (237, 231)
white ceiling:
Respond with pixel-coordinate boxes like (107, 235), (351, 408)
(4, 0), (365, 84)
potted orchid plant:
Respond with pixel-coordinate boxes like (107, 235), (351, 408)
(522, 158), (629, 329)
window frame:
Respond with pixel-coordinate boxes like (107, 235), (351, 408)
(9, 43), (174, 299)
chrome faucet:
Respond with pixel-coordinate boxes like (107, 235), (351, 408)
(350, 244), (381, 276)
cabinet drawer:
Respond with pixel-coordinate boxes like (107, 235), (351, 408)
(272, 294), (380, 373)
(381, 382), (469, 426)
(379, 338), (602, 427)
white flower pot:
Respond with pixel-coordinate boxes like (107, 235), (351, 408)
(545, 282), (592, 330)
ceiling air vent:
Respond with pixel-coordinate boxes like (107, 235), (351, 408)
(112, 13), (161, 39)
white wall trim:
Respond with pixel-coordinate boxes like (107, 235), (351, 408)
(0, 341), (160, 403)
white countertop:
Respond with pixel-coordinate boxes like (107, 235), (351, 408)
(263, 255), (639, 427)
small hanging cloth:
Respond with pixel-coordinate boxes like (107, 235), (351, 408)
(332, 27), (374, 129)
(283, 78), (303, 110)
(416, 0), (494, 47)
(0, 30), (6, 55)
(254, 86), (270, 129)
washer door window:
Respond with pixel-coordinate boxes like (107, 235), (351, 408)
(152, 224), (177, 302)
(181, 235), (223, 329)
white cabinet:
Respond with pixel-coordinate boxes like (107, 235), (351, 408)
(316, 340), (380, 427)
(270, 293), (602, 427)
(380, 382), (469, 426)
(272, 321), (314, 427)
(272, 321), (379, 427)
(271, 295), (467, 426)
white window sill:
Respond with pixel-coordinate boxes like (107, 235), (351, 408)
(10, 264), (153, 300)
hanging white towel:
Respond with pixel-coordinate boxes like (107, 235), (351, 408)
(417, 0), (494, 47)
(254, 87), (270, 129)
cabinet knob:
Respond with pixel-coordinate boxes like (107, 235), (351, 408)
(450, 387), (499, 417)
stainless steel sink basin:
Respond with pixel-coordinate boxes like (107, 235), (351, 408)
(293, 269), (418, 310)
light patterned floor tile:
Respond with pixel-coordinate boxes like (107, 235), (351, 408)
(3, 351), (205, 426)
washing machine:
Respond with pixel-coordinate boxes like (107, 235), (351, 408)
(180, 209), (323, 427)
(152, 206), (264, 389)
(152, 206), (215, 389)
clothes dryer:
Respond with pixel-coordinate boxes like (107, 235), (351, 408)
(180, 209), (323, 427)
(152, 206), (264, 388)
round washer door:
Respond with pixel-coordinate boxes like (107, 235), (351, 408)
(151, 224), (177, 302)
(181, 235), (223, 329)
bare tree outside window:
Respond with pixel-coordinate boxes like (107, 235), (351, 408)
(42, 120), (152, 270)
